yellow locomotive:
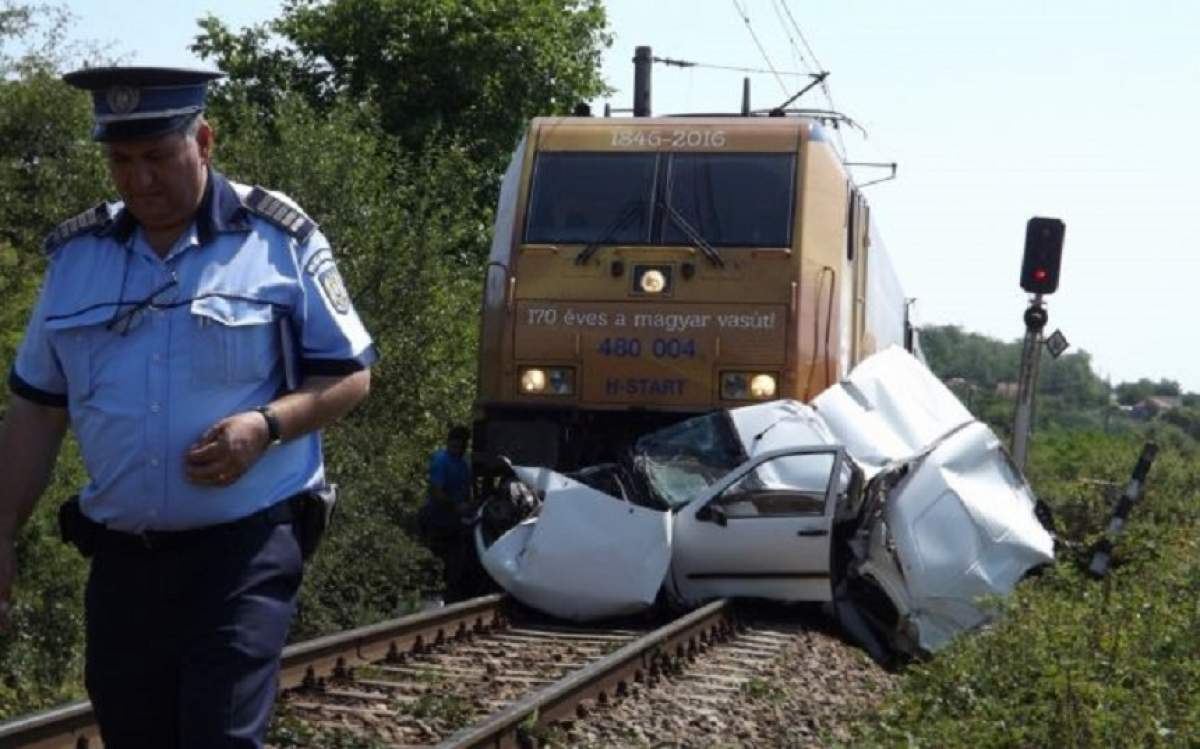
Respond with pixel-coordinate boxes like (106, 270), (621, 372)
(474, 110), (914, 469)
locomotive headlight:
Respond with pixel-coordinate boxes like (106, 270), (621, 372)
(519, 367), (575, 396)
(640, 269), (667, 294)
(750, 374), (777, 399)
(520, 368), (547, 393)
(721, 372), (778, 400)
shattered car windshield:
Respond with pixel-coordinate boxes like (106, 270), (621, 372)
(632, 411), (747, 509)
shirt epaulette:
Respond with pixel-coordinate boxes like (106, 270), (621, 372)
(243, 187), (317, 243)
(43, 202), (113, 254)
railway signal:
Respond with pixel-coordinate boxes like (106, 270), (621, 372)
(1020, 217), (1065, 294)
(1012, 217), (1067, 471)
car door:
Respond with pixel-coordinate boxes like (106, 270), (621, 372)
(668, 447), (846, 606)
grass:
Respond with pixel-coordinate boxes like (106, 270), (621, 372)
(740, 676), (787, 703)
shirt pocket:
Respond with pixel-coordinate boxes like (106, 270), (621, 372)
(44, 308), (113, 403)
(190, 297), (280, 386)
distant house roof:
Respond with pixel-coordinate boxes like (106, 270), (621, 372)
(1132, 395), (1181, 420)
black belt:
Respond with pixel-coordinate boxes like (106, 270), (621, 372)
(94, 498), (297, 554)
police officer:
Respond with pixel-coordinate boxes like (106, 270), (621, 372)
(0, 67), (376, 747)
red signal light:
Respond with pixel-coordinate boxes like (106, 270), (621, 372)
(1020, 217), (1065, 294)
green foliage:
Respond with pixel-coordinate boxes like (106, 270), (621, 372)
(846, 432), (1200, 748)
(192, 0), (611, 177)
(919, 325), (1182, 438)
(921, 325), (1108, 407)
(0, 6), (108, 366)
(1115, 377), (1183, 406)
(0, 439), (90, 718)
(1159, 406), (1200, 442)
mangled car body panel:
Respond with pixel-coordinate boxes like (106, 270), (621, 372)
(812, 347), (1054, 652)
(852, 421), (1054, 652)
(811, 345), (976, 475)
(475, 347), (1055, 655)
(475, 467), (671, 621)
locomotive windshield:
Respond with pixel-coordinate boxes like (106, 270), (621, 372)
(525, 153), (657, 245)
(664, 154), (795, 247)
(524, 152), (796, 247)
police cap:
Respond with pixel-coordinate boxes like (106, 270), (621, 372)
(62, 66), (225, 142)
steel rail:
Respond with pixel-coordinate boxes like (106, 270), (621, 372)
(0, 594), (506, 749)
(438, 599), (734, 749)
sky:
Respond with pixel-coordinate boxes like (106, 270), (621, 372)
(54, 0), (1200, 391)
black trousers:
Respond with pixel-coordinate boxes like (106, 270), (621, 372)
(84, 520), (303, 748)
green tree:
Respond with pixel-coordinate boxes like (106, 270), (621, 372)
(1115, 377), (1182, 406)
(0, 2), (108, 368)
(191, 0), (611, 177)
(920, 325), (1119, 435)
(920, 324), (1020, 389)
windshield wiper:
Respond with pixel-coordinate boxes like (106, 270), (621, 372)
(658, 199), (724, 268)
(575, 201), (643, 266)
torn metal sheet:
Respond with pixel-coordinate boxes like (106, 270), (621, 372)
(475, 467), (671, 620)
(812, 345), (975, 475)
(814, 346), (1054, 653)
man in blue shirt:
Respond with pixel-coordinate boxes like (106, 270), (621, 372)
(0, 67), (376, 747)
(421, 425), (473, 601)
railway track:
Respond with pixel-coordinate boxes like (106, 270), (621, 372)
(0, 594), (742, 748)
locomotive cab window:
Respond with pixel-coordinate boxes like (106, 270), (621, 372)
(525, 153), (657, 244)
(663, 153), (796, 248)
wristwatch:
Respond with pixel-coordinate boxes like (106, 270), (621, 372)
(255, 406), (283, 446)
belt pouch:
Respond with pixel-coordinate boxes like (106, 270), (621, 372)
(58, 495), (99, 558)
(290, 485), (337, 561)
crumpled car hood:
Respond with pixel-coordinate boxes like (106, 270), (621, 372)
(475, 466), (672, 620)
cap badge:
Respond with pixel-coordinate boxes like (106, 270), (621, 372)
(106, 85), (140, 115)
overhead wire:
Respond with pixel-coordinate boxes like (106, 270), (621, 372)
(654, 56), (816, 78)
(779, 0), (849, 157)
(769, 0), (813, 77)
(779, 0), (827, 77)
(729, 0), (789, 96)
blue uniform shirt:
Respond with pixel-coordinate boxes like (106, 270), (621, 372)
(428, 449), (471, 507)
(9, 170), (377, 532)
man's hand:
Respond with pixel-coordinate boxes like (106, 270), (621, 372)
(184, 411), (270, 486)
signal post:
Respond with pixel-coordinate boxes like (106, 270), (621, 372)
(1012, 217), (1065, 471)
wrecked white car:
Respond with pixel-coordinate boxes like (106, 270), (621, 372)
(475, 348), (1055, 657)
